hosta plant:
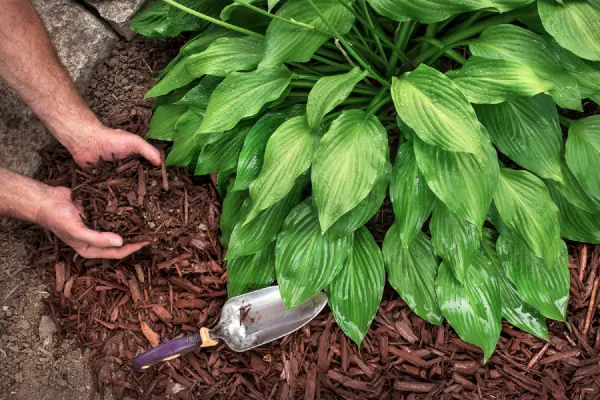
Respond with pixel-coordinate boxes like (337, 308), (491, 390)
(132, 0), (600, 360)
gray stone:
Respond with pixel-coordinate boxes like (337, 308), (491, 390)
(0, 0), (117, 176)
(38, 315), (56, 340)
(86, 0), (148, 40)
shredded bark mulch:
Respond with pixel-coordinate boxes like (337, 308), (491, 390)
(30, 146), (600, 400)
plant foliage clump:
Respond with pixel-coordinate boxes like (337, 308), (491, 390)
(133, 0), (600, 360)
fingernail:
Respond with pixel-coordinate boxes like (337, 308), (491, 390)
(109, 237), (123, 247)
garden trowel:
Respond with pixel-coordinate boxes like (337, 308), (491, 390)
(131, 286), (327, 372)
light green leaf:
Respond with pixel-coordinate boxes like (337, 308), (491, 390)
(260, 0), (355, 67)
(328, 226), (385, 346)
(538, 0), (600, 61)
(227, 242), (276, 298)
(389, 141), (435, 246)
(448, 57), (553, 104)
(247, 115), (318, 222)
(306, 67), (368, 128)
(566, 116), (600, 201)
(198, 67), (293, 134)
(146, 104), (188, 141)
(436, 252), (502, 362)
(383, 226), (443, 325)
(174, 76), (222, 108)
(480, 229), (548, 340)
(546, 38), (600, 98)
(493, 168), (561, 267)
(268, 0), (281, 11)
(414, 135), (499, 229)
(130, 0), (172, 39)
(545, 161), (600, 214)
(166, 109), (205, 166)
(145, 57), (197, 99)
(233, 106), (305, 192)
(227, 176), (306, 259)
(217, 168), (237, 198)
(312, 110), (389, 232)
(276, 199), (351, 309)
(497, 233), (569, 321)
(392, 65), (482, 155)
(475, 95), (563, 183)
(194, 127), (248, 175)
(220, 189), (249, 248)
(430, 201), (480, 284)
(220, 0), (260, 21)
(548, 185), (600, 244)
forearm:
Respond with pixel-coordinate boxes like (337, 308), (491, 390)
(0, 0), (100, 151)
(0, 167), (50, 224)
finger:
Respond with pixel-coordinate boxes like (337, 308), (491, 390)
(130, 136), (161, 166)
(74, 199), (85, 214)
(70, 225), (124, 248)
(79, 242), (149, 259)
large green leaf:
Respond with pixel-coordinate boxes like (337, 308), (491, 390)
(475, 95), (563, 183)
(247, 116), (318, 222)
(546, 38), (600, 98)
(414, 135), (499, 229)
(435, 252), (502, 362)
(233, 106), (305, 192)
(471, 24), (582, 110)
(366, 0), (534, 23)
(389, 141), (435, 246)
(220, 189), (249, 248)
(383, 226), (443, 325)
(276, 199), (351, 309)
(145, 57), (197, 99)
(493, 168), (561, 267)
(130, 0), (171, 39)
(448, 57), (553, 104)
(146, 105), (188, 141)
(328, 162), (391, 240)
(392, 65), (482, 155)
(480, 229), (548, 340)
(306, 67), (368, 128)
(227, 177), (306, 259)
(548, 185), (600, 244)
(174, 76), (222, 108)
(328, 226), (385, 346)
(538, 0), (600, 62)
(198, 67), (293, 134)
(430, 201), (480, 284)
(312, 110), (388, 232)
(227, 242), (276, 298)
(260, 0), (355, 67)
(497, 233), (569, 321)
(545, 161), (600, 214)
(566, 116), (600, 201)
(166, 109), (205, 166)
(194, 127), (248, 175)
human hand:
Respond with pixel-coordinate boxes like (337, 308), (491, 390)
(37, 186), (148, 259)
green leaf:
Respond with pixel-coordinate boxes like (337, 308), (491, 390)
(435, 252), (502, 362)
(480, 229), (548, 340)
(260, 0), (355, 67)
(185, 36), (265, 79)
(233, 106), (305, 192)
(220, 189), (249, 248)
(227, 242), (276, 298)
(538, 0), (600, 61)
(471, 24), (582, 111)
(174, 76), (222, 108)
(198, 67), (293, 134)
(247, 115), (318, 222)
(145, 56), (197, 98)
(227, 176), (306, 259)
(366, 0), (534, 23)
(475, 95), (563, 183)
(276, 199), (351, 309)
(493, 168), (561, 267)
(268, 0), (281, 11)
(448, 57), (553, 104)
(328, 162), (391, 240)
(306, 67), (368, 128)
(546, 38), (600, 98)
(220, 0), (261, 21)
(217, 168), (237, 198)
(146, 105), (188, 141)
(130, 0), (171, 39)
(312, 110), (389, 232)
(389, 141), (435, 246)
(414, 135), (499, 229)
(392, 65), (482, 155)
(166, 109), (205, 166)
(194, 127), (248, 175)
(566, 116), (600, 201)
(548, 185), (600, 244)
(383, 226), (443, 325)
(430, 201), (480, 284)
(328, 226), (385, 346)
(497, 233), (569, 321)
(545, 161), (600, 214)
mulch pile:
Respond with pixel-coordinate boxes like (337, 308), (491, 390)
(30, 147), (600, 399)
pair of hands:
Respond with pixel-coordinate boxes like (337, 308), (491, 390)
(37, 123), (161, 259)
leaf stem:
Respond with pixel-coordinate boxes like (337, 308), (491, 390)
(233, 0), (324, 32)
(386, 21), (416, 77)
(414, 37), (468, 65)
(359, 0), (388, 63)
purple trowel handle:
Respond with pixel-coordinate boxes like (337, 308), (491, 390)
(131, 333), (202, 372)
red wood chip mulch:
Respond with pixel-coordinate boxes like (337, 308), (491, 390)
(30, 146), (600, 400)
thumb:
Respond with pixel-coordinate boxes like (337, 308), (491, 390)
(69, 222), (124, 248)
